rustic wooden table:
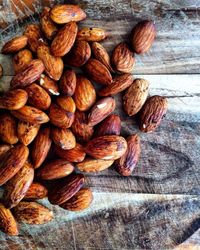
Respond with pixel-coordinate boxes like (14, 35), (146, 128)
(0, 0), (200, 249)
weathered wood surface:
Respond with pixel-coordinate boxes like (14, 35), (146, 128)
(0, 0), (200, 249)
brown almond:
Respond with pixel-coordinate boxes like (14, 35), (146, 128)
(24, 182), (48, 200)
(0, 144), (12, 159)
(76, 158), (114, 172)
(59, 70), (76, 96)
(77, 28), (107, 42)
(39, 74), (60, 96)
(51, 127), (76, 150)
(13, 49), (33, 73)
(56, 96), (76, 113)
(1, 36), (28, 54)
(24, 24), (43, 52)
(18, 121), (40, 146)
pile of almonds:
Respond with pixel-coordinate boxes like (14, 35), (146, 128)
(0, 4), (168, 236)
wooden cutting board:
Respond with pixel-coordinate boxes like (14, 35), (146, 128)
(0, 1), (200, 249)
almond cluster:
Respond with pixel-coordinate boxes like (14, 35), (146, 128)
(0, 4), (168, 236)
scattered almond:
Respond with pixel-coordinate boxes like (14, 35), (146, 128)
(77, 27), (107, 42)
(77, 158), (114, 173)
(59, 69), (76, 96)
(13, 49), (33, 73)
(51, 127), (76, 150)
(1, 36), (28, 54)
(18, 121), (40, 146)
(24, 182), (48, 200)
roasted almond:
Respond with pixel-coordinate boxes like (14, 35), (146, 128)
(51, 127), (76, 150)
(59, 70), (76, 96)
(115, 134), (141, 176)
(18, 121), (40, 146)
(1, 36), (28, 54)
(76, 158), (114, 172)
(99, 74), (133, 97)
(50, 4), (86, 24)
(37, 159), (74, 180)
(0, 144), (29, 186)
(77, 28), (107, 42)
(39, 74), (60, 96)
(88, 97), (116, 126)
(60, 188), (93, 211)
(31, 127), (52, 169)
(0, 144), (12, 159)
(13, 201), (53, 225)
(139, 95), (168, 133)
(24, 182), (48, 200)
(13, 49), (33, 73)
(48, 174), (85, 205)
(51, 22), (78, 57)
(3, 162), (34, 208)
(74, 75), (96, 111)
(123, 78), (149, 116)
(24, 24), (43, 52)
(56, 96), (76, 113)
(85, 135), (127, 160)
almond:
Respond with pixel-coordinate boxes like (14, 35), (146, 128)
(88, 97), (116, 126)
(39, 74), (60, 96)
(74, 75), (96, 111)
(85, 135), (127, 160)
(24, 182), (48, 200)
(0, 89), (28, 110)
(123, 78), (149, 116)
(10, 59), (45, 89)
(115, 134), (141, 176)
(131, 20), (156, 54)
(60, 188), (93, 211)
(139, 95), (168, 133)
(31, 127), (52, 169)
(0, 144), (29, 186)
(37, 43), (64, 81)
(51, 22), (78, 57)
(48, 174), (85, 205)
(0, 203), (18, 236)
(40, 7), (58, 40)
(59, 70), (76, 96)
(77, 28), (107, 42)
(37, 159), (74, 180)
(51, 127), (76, 150)
(26, 83), (51, 110)
(13, 201), (53, 224)
(56, 96), (76, 113)
(13, 49), (33, 73)
(49, 103), (74, 128)
(99, 74), (133, 97)
(0, 144), (12, 159)
(50, 4), (86, 24)
(65, 41), (91, 67)
(3, 162), (34, 208)
(1, 36), (28, 54)
(55, 143), (86, 163)
(18, 121), (40, 146)
(95, 114), (121, 137)
(24, 24), (43, 52)
(76, 158), (114, 172)
(84, 59), (112, 85)
(11, 105), (50, 124)
(111, 43), (135, 73)
(71, 111), (94, 143)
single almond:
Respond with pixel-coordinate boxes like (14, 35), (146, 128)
(76, 158), (114, 172)
(24, 182), (48, 200)
(56, 96), (76, 113)
(18, 121), (40, 146)
(39, 74), (60, 96)
(59, 70), (76, 96)
(77, 28), (107, 42)
(24, 24), (43, 52)
(13, 49), (33, 73)
(51, 127), (76, 150)
(1, 36), (28, 54)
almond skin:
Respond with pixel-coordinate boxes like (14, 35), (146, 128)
(115, 134), (141, 176)
(24, 24), (43, 53)
(13, 49), (33, 73)
(0, 113), (18, 145)
(11, 105), (50, 124)
(77, 28), (107, 42)
(48, 174), (85, 205)
(99, 74), (133, 97)
(74, 75), (96, 111)
(0, 144), (29, 186)
(88, 97), (116, 126)
(10, 59), (45, 89)
(13, 201), (53, 225)
(139, 95), (168, 133)
(0, 203), (19, 236)
(123, 78), (149, 116)
(3, 162), (34, 209)
(76, 158), (114, 172)
(37, 43), (64, 81)
(56, 96), (76, 113)
(51, 127), (76, 150)
(50, 4), (86, 24)
(65, 41), (91, 67)
(0, 89), (28, 110)
(0, 144), (12, 159)
(84, 59), (112, 85)
(55, 143), (86, 163)
(131, 20), (156, 54)
(24, 182), (48, 200)
(18, 121), (40, 146)
(26, 83), (51, 110)
(59, 70), (76, 96)
(85, 135), (127, 160)
(71, 111), (94, 143)
(60, 188), (93, 211)
(39, 74), (60, 96)
(111, 43), (135, 73)
(51, 22), (78, 57)
(1, 36), (28, 54)
(31, 127), (52, 169)
(37, 159), (74, 180)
